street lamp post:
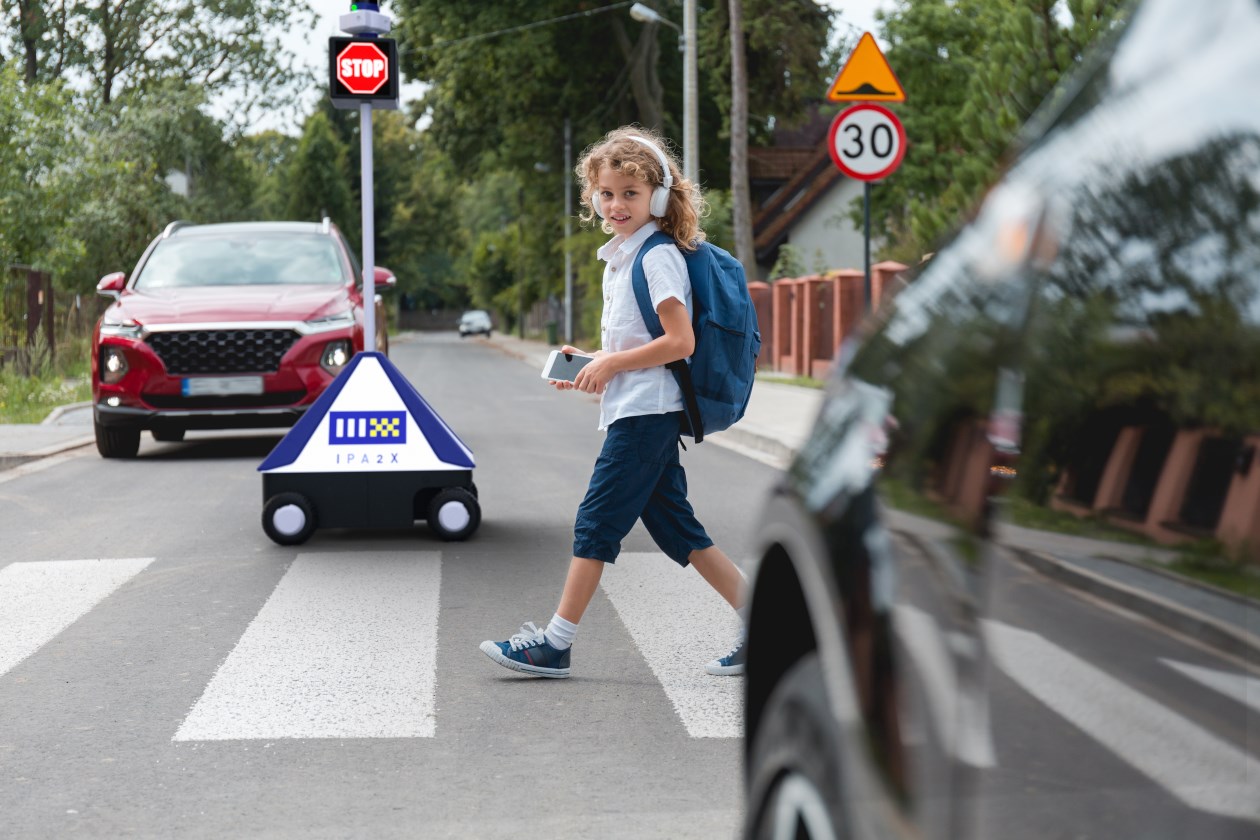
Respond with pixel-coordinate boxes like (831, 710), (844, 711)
(629, 2), (698, 186)
(563, 117), (574, 344)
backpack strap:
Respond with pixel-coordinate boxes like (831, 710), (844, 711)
(630, 232), (705, 442)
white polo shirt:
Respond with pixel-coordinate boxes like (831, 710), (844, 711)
(596, 221), (692, 430)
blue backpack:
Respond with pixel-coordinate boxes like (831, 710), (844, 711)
(631, 231), (761, 443)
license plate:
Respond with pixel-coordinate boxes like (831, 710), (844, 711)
(182, 376), (265, 397)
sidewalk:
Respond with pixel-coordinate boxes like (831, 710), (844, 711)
(485, 331), (824, 468)
(3, 332), (1256, 661)
(0, 401), (95, 472)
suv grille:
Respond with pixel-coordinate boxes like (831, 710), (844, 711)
(146, 329), (300, 374)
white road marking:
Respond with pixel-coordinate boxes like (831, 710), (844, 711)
(892, 604), (996, 767)
(599, 552), (744, 738)
(174, 552), (441, 741)
(1162, 658), (1260, 716)
(987, 620), (1260, 822)
(0, 557), (155, 677)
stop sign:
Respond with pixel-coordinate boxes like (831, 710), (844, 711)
(336, 41), (389, 96)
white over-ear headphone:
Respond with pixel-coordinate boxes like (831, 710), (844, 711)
(592, 135), (675, 220)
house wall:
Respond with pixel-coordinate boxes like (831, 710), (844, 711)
(782, 178), (873, 275)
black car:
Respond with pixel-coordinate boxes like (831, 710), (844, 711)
(742, 0), (1260, 837)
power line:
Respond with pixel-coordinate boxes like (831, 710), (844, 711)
(406, 2), (635, 56)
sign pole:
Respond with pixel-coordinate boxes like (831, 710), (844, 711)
(330, 0), (398, 356)
(360, 101), (376, 348)
(825, 32), (907, 318)
(864, 181), (871, 314)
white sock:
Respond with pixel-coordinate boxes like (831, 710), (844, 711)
(544, 613), (578, 650)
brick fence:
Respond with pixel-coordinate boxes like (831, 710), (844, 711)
(753, 260), (907, 379)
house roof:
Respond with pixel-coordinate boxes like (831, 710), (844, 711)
(751, 143), (843, 263)
(748, 147), (819, 182)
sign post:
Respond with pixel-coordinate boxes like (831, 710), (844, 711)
(826, 33), (906, 313)
(329, 1), (400, 354)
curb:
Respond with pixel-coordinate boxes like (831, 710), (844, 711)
(708, 425), (796, 468)
(0, 435), (96, 472)
(1010, 548), (1260, 663)
(41, 401), (93, 425)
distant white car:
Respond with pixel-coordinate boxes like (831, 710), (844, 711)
(458, 310), (492, 338)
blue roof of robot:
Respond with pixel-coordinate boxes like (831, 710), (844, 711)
(258, 351), (474, 473)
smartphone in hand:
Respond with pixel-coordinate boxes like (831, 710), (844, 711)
(542, 349), (595, 382)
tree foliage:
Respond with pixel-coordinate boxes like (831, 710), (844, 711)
(3, 0), (312, 128)
(285, 110), (355, 235)
(862, 0), (1129, 262)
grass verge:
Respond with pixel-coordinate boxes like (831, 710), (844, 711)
(757, 373), (825, 389)
(0, 334), (93, 424)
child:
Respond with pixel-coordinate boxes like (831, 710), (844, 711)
(479, 126), (747, 679)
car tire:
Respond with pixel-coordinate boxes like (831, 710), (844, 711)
(427, 487), (480, 541)
(95, 420), (141, 459)
(151, 427), (185, 443)
(262, 492), (318, 546)
(746, 653), (848, 840)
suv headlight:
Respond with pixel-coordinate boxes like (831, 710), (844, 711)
(101, 346), (129, 383)
(100, 314), (142, 339)
(305, 310), (355, 333)
(321, 339), (352, 374)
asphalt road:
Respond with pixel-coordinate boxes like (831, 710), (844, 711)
(2, 332), (1256, 839)
(0, 332), (779, 840)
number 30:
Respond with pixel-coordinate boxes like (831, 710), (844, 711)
(842, 123), (895, 159)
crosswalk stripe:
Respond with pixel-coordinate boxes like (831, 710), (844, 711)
(174, 552), (441, 741)
(1162, 658), (1260, 716)
(892, 604), (996, 767)
(599, 552), (743, 739)
(0, 557), (155, 678)
(986, 620), (1260, 822)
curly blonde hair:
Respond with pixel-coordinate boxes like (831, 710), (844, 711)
(575, 125), (705, 251)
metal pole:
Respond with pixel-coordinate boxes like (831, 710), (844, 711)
(563, 117), (573, 344)
(360, 101), (376, 350)
(863, 181), (871, 314)
(683, 0), (698, 185)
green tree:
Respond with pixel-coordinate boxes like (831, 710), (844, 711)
(0, 60), (83, 277)
(285, 110), (355, 239)
(2, 0), (313, 129)
(381, 133), (464, 309)
(859, 0), (1129, 261)
(237, 130), (298, 220)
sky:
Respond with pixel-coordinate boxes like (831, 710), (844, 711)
(250, 0), (894, 136)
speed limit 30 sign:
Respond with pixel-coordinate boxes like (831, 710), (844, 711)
(827, 103), (906, 182)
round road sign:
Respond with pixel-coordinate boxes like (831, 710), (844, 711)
(827, 103), (906, 182)
(336, 41), (389, 96)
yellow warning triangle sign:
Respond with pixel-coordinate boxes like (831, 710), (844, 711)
(826, 32), (906, 103)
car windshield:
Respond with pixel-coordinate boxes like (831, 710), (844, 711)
(134, 234), (347, 289)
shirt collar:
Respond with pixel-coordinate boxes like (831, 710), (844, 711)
(597, 220), (660, 262)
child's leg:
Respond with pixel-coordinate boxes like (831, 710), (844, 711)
(688, 545), (746, 611)
(556, 555), (606, 624)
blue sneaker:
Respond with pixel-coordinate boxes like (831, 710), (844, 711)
(705, 638), (746, 675)
(479, 622), (571, 678)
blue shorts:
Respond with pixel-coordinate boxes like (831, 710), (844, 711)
(573, 412), (714, 566)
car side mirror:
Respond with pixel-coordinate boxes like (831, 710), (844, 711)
(96, 272), (126, 299)
(372, 266), (397, 290)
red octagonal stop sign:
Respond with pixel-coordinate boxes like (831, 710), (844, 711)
(336, 41), (389, 96)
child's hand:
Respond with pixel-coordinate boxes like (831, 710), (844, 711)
(573, 351), (618, 394)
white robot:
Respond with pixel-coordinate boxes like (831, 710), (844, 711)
(258, 352), (480, 545)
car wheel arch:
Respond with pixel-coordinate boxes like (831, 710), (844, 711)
(747, 495), (865, 764)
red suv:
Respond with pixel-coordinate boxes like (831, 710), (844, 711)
(91, 220), (393, 458)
